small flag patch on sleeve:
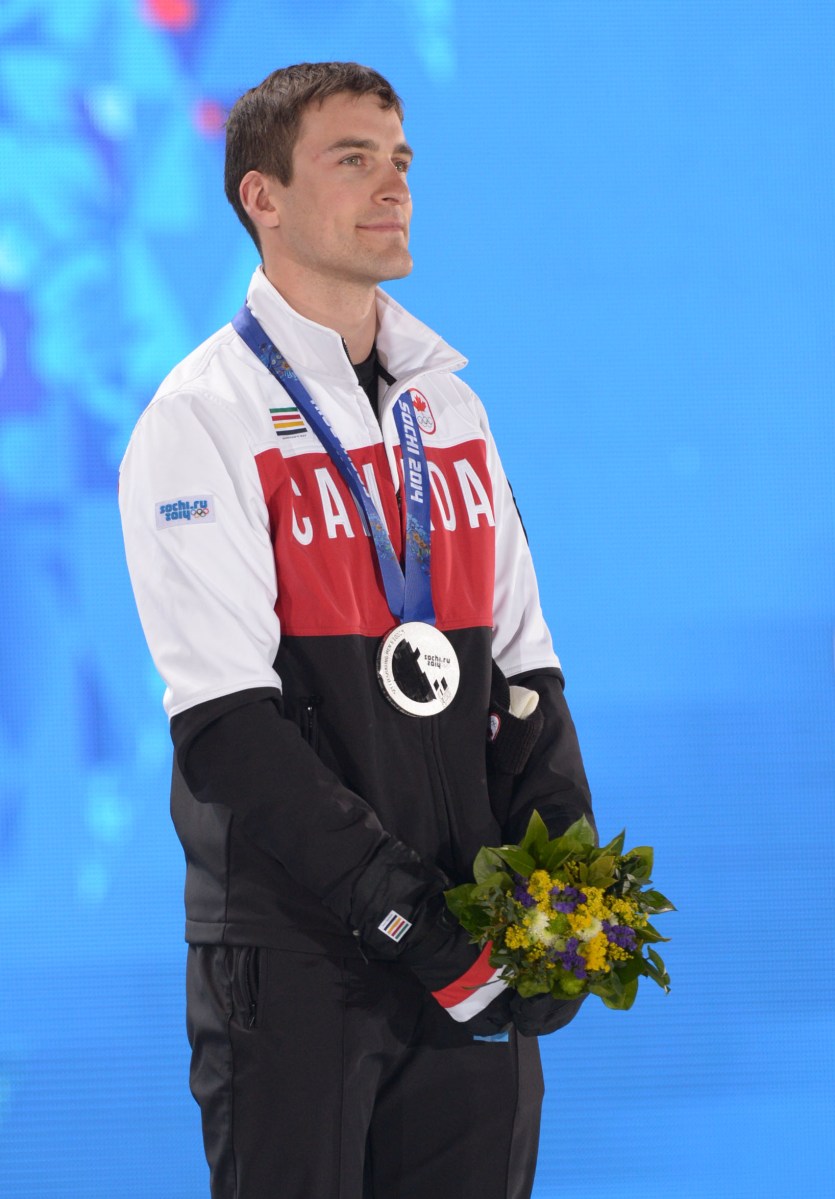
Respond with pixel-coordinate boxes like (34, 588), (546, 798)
(378, 910), (412, 942)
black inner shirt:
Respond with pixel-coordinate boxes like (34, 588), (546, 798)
(352, 342), (381, 420)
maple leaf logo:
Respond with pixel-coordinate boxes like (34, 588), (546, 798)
(412, 396), (427, 413)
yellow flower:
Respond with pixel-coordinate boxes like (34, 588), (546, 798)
(567, 910), (590, 935)
(610, 897), (643, 926)
(528, 870), (553, 903)
(607, 943), (632, 962)
(567, 907), (606, 943)
(505, 925), (531, 950)
(582, 931), (611, 973)
(582, 886), (609, 921)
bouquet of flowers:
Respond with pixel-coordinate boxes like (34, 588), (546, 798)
(445, 811), (674, 1010)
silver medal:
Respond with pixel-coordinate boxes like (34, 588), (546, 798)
(377, 622), (460, 717)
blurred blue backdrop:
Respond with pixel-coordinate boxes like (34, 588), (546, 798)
(1, 1), (833, 1195)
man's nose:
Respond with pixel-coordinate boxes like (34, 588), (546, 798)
(376, 163), (411, 204)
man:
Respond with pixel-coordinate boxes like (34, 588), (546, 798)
(119, 61), (594, 1199)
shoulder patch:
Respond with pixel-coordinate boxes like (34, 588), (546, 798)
(156, 496), (216, 528)
(270, 406), (307, 438)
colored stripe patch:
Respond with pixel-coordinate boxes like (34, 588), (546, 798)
(378, 910), (412, 942)
(270, 406), (306, 436)
(431, 942), (508, 1022)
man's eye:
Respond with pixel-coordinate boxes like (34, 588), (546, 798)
(341, 155), (363, 166)
(395, 160), (410, 174)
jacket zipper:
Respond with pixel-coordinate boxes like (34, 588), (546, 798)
(241, 946), (260, 1029)
(421, 715), (456, 868)
(300, 697), (321, 752)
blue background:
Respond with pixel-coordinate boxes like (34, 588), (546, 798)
(1, 1), (833, 1195)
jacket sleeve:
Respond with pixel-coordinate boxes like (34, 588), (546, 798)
(475, 394), (596, 845)
(119, 389), (283, 718)
(118, 389), (381, 898)
(119, 389), (506, 1023)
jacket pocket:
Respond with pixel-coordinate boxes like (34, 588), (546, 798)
(232, 946), (261, 1029)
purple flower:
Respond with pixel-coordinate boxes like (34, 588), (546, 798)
(551, 937), (588, 979)
(513, 883), (536, 908)
(603, 920), (638, 951)
(550, 885), (587, 913)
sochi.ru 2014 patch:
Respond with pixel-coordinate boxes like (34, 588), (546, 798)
(155, 496), (216, 528)
(378, 910), (412, 942)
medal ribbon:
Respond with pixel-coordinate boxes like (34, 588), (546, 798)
(232, 305), (435, 625)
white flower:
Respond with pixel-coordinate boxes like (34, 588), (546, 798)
(576, 917), (603, 943)
(528, 910), (556, 946)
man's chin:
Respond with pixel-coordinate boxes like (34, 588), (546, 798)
(326, 250), (414, 288)
(373, 251), (414, 284)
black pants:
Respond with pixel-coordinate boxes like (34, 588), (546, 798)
(186, 944), (544, 1199)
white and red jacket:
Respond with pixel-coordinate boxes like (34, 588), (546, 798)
(119, 267), (593, 1023)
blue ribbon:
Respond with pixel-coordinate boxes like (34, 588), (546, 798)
(232, 305), (435, 626)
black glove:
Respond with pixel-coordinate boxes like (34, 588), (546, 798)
(467, 988), (513, 1038)
(347, 838), (511, 1033)
(510, 991), (586, 1037)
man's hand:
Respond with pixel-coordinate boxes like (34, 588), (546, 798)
(347, 839), (513, 1030)
(510, 991), (585, 1037)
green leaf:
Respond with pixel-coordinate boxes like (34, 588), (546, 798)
(600, 975), (639, 1010)
(488, 948), (516, 966)
(540, 843), (573, 873)
(473, 846), (506, 883)
(646, 947), (671, 992)
(587, 979), (616, 999)
(642, 965), (669, 992)
(587, 854), (617, 887)
(444, 883), (476, 919)
(516, 975), (551, 998)
(559, 815), (597, 847)
(470, 871), (512, 900)
(493, 845), (536, 876)
(638, 921), (671, 944)
(591, 968), (638, 1010)
(594, 829), (626, 859)
(623, 845), (653, 881)
(455, 905), (492, 936)
(616, 955), (643, 984)
(647, 947), (666, 971)
(642, 889), (677, 914)
(520, 810), (550, 857)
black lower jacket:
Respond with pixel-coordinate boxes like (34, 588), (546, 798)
(170, 625), (594, 981)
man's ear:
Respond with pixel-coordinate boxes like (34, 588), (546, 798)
(239, 171), (281, 234)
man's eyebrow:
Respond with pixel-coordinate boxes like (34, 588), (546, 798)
(324, 137), (414, 159)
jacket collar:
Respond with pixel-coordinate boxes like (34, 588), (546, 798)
(245, 266), (468, 387)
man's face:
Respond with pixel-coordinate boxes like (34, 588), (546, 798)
(272, 91), (414, 288)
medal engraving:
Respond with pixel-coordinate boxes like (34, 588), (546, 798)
(377, 623), (460, 717)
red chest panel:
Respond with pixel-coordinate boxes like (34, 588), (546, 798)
(255, 439), (496, 637)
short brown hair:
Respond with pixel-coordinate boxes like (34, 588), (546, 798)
(224, 62), (405, 253)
